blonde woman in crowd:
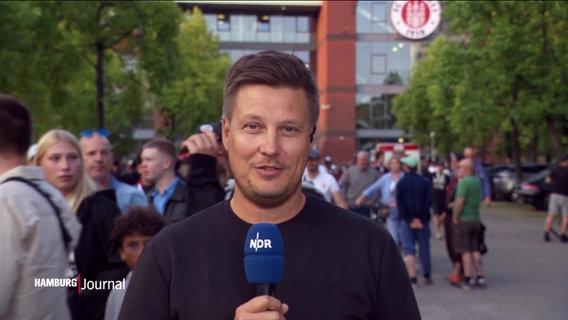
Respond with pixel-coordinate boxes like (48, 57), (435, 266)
(34, 129), (127, 320)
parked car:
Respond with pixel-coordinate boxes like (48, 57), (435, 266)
(485, 164), (512, 199)
(486, 164), (510, 195)
(490, 163), (548, 201)
(513, 169), (550, 210)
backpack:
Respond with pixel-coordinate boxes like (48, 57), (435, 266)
(1, 176), (72, 250)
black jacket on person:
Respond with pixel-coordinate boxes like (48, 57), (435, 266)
(396, 172), (433, 224)
(185, 154), (226, 216)
(69, 190), (128, 320)
(148, 179), (190, 224)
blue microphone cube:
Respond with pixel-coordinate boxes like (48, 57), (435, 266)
(244, 223), (284, 284)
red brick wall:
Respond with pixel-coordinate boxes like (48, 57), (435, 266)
(316, 0), (357, 164)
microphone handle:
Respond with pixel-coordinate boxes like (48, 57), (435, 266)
(256, 283), (277, 296)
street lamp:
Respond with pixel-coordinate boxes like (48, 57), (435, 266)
(430, 131), (436, 162)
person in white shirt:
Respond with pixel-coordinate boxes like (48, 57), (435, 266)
(303, 151), (348, 208)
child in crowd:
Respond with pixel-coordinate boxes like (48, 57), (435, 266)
(104, 206), (166, 320)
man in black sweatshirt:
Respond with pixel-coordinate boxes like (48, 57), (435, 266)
(397, 155), (433, 288)
(118, 50), (420, 320)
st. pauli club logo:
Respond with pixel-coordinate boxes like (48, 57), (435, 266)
(390, 1), (441, 40)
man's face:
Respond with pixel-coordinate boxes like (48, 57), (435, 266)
(457, 165), (466, 178)
(306, 158), (319, 173)
(389, 158), (401, 173)
(357, 153), (370, 170)
(140, 148), (168, 185)
(464, 147), (475, 159)
(222, 84), (312, 208)
(458, 159), (473, 178)
(119, 233), (153, 270)
(80, 134), (113, 184)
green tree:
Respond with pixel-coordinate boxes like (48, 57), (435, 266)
(154, 7), (231, 141)
(0, 2), (183, 155)
(0, 2), (98, 140)
(1, 2), (231, 154)
(442, 1), (568, 169)
(393, 1), (568, 173)
(52, 1), (182, 130)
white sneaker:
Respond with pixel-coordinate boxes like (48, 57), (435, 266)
(459, 281), (471, 290)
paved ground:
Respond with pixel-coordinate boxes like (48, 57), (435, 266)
(413, 202), (568, 320)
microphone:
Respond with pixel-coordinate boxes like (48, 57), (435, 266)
(244, 223), (284, 296)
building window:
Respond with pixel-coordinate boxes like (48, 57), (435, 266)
(371, 2), (387, 24)
(371, 54), (387, 74)
(356, 1), (394, 34)
(257, 14), (270, 32)
(356, 94), (397, 131)
(283, 17), (296, 42)
(217, 13), (230, 32)
(204, 12), (312, 44)
(356, 41), (410, 85)
(297, 17), (309, 33)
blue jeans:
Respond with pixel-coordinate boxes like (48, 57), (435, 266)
(386, 218), (402, 247)
(400, 220), (432, 277)
(349, 206), (370, 218)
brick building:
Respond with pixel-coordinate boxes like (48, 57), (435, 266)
(176, 0), (439, 163)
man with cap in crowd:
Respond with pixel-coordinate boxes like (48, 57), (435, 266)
(396, 155), (433, 288)
(303, 150), (348, 208)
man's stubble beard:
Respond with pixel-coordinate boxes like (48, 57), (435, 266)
(234, 176), (303, 209)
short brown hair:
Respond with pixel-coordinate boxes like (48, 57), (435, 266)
(142, 139), (177, 161)
(222, 50), (319, 126)
(0, 94), (32, 156)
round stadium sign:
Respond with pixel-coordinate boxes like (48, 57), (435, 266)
(390, 1), (441, 40)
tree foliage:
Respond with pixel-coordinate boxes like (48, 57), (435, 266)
(0, 2), (229, 156)
(392, 1), (568, 165)
(154, 7), (232, 141)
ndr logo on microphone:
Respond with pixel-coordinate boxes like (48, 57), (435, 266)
(249, 232), (273, 252)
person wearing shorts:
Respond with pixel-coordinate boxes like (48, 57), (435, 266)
(544, 154), (568, 242)
(453, 158), (485, 290)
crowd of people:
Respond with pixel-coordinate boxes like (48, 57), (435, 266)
(335, 146), (489, 290)
(1, 49), (565, 319)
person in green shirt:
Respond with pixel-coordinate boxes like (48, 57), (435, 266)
(453, 158), (485, 290)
